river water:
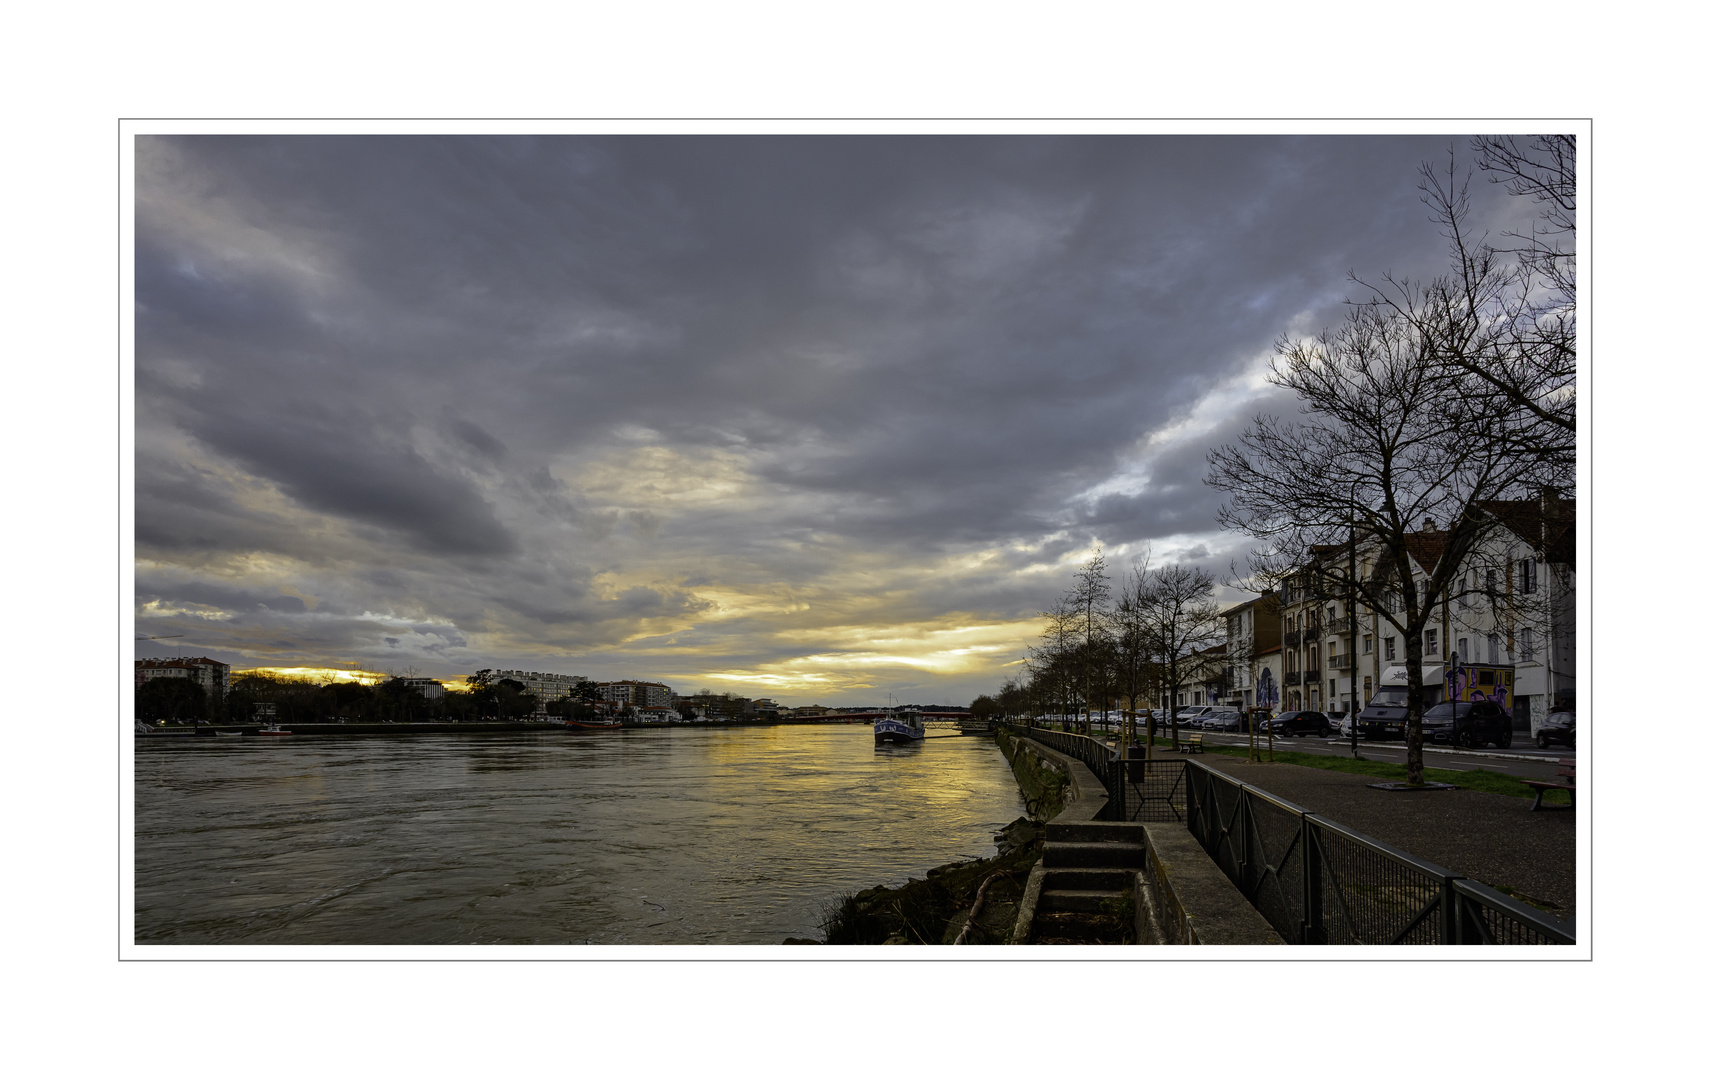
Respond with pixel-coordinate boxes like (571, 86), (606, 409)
(133, 724), (1026, 945)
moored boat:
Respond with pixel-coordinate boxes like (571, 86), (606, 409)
(873, 710), (926, 745)
(565, 717), (624, 731)
(256, 723), (292, 736)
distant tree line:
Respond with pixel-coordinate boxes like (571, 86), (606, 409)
(136, 670), (557, 725)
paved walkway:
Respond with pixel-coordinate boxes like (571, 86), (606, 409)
(1195, 757), (1577, 919)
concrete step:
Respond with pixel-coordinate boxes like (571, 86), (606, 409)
(1042, 840), (1146, 869)
(1028, 909), (1134, 945)
(1041, 887), (1127, 914)
(1045, 821), (1150, 845)
(1040, 866), (1133, 891)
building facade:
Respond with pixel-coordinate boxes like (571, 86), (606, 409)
(490, 670), (588, 702)
(596, 680), (673, 708)
(135, 657), (231, 696)
(1222, 592), (1281, 710)
(1272, 490), (1575, 729)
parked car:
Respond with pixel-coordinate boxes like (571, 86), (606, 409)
(1169, 706), (1213, 728)
(1420, 700), (1513, 749)
(1536, 710), (1576, 750)
(1201, 710), (1244, 732)
(1266, 710), (1331, 738)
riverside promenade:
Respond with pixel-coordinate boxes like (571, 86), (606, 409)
(1196, 756), (1577, 918)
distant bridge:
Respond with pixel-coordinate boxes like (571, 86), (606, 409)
(824, 711), (993, 733)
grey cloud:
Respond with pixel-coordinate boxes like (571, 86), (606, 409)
(134, 133), (1539, 694)
(447, 418), (507, 463)
(187, 406), (518, 558)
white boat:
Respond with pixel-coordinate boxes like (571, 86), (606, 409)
(873, 710), (926, 745)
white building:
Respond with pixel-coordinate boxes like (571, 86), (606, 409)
(1277, 489), (1574, 730)
(596, 680), (673, 708)
(135, 657), (231, 696)
(490, 669), (589, 702)
(402, 677), (445, 699)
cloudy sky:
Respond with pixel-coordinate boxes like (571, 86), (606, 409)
(132, 133), (1533, 704)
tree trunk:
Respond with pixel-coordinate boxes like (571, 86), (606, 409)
(1404, 629), (1426, 785)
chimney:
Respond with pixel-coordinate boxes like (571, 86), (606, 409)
(1539, 486), (1562, 550)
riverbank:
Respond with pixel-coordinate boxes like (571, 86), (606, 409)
(798, 729), (1070, 945)
(137, 718), (827, 736)
(800, 817), (1043, 945)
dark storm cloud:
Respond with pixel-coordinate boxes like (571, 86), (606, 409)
(133, 132), (1527, 693)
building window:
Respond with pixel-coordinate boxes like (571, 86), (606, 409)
(1457, 637), (1469, 664)
(1383, 637), (1396, 661)
(1488, 633), (1501, 663)
(1519, 558), (1537, 595)
(1425, 629), (1438, 655)
(1362, 634), (1372, 654)
(1519, 627), (1535, 661)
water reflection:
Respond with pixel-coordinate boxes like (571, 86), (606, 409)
(134, 725), (1025, 944)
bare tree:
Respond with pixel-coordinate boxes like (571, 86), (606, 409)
(1136, 563), (1225, 751)
(1206, 292), (1541, 784)
(1071, 549), (1112, 735)
(1026, 598), (1079, 726)
(1110, 555), (1157, 751)
(1356, 144), (1575, 490)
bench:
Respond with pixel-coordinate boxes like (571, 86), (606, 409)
(1520, 758), (1575, 811)
(1178, 733), (1205, 755)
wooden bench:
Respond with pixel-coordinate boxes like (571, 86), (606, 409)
(1178, 733), (1205, 755)
(1520, 758), (1575, 811)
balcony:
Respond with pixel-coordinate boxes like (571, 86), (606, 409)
(1283, 672), (1301, 686)
(1303, 627), (1320, 642)
(1328, 655), (1354, 672)
(1284, 630), (1301, 647)
(1303, 668), (1322, 683)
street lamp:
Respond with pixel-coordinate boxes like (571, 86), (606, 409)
(1349, 478), (1360, 759)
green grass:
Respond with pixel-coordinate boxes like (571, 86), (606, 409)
(1019, 724), (1573, 804)
(1196, 745), (1571, 802)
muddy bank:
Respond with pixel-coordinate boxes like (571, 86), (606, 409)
(996, 728), (1071, 820)
(794, 817), (1043, 945)
(783, 728), (1074, 946)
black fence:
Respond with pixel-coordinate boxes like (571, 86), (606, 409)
(1002, 723), (1575, 945)
(1184, 764), (1575, 945)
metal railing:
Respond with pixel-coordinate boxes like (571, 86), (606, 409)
(1183, 763), (1574, 945)
(1001, 723), (1575, 945)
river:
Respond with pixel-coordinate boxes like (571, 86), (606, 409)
(133, 724), (1025, 945)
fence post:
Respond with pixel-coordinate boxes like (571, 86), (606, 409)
(1301, 814), (1323, 945)
(1441, 876), (1461, 944)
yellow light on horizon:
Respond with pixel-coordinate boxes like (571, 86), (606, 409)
(234, 666), (389, 686)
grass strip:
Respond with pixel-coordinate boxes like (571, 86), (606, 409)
(1014, 725), (1571, 804)
(1197, 745), (1571, 802)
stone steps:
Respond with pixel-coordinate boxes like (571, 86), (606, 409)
(1038, 866), (1132, 891)
(1041, 840), (1146, 869)
(1040, 887), (1129, 914)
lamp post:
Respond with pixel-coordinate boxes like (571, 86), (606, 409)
(1349, 479), (1360, 760)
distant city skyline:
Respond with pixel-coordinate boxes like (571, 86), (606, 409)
(132, 131), (1540, 705)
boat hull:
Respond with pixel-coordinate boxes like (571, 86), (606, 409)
(873, 715), (926, 745)
(565, 721), (624, 731)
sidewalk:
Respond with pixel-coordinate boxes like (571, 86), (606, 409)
(1195, 757), (1577, 919)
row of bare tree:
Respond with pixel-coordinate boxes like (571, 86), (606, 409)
(995, 547), (1227, 752)
(1206, 135), (1576, 785)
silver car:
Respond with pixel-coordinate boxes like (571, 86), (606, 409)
(1202, 710), (1244, 732)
